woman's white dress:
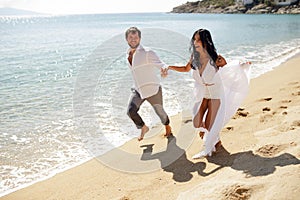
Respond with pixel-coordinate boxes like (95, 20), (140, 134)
(192, 60), (251, 158)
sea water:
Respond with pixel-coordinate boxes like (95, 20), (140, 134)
(0, 12), (300, 196)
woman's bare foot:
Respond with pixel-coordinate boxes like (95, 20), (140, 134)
(163, 125), (173, 137)
(138, 125), (149, 141)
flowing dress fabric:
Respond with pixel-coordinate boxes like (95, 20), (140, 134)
(192, 60), (251, 156)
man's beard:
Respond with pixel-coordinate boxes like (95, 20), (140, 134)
(129, 43), (139, 49)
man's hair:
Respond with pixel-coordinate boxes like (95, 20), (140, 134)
(125, 27), (141, 39)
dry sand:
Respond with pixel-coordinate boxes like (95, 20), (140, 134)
(2, 56), (300, 200)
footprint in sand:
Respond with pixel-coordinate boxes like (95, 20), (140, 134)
(256, 144), (286, 157)
(288, 82), (300, 96)
(223, 126), (234, 133)
(277, 121), (294, 132)
(294, 85), (300, 90)
(238, 107), (245, 111)
(279, 105), (288, 109)
(222, 184), (252, 200)
(226, 126), (234, 131)
(259, 113), (273, 123)
(288, 81), (299, 85)
(236, 111), (249, 117)
(262, 107), (271, 112)
(290, 142), (297, 147)
(261, 97), (272, 101)
(292, 120), (300, 127)
(232, 108), (249, 119)
(281, 100), (291, 103)
(291, 91), (300, 96)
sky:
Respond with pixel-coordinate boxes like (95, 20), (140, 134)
(0, 0), (189, 14)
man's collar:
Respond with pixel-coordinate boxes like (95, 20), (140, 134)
(127, 44), (143, 54)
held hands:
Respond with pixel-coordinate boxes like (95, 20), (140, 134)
(161, 67), (169, 78)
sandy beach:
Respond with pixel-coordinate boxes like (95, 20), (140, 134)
(2, 55), (300, 200)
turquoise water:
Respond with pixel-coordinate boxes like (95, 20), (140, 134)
(0, 12), (300, 196)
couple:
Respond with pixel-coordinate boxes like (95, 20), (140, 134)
(125, 27), (251, 159)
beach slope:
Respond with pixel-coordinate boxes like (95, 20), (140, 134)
(2, 56), (300, 200)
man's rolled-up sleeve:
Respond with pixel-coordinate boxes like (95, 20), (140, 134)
(147, 50), (168, 69)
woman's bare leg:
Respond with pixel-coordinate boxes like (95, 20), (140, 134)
(205, 99), (220, 131)
(193, 98), (209, 138)
(205, 99), (222, 148)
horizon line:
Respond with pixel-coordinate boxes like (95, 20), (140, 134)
(0, 7), (176, 16)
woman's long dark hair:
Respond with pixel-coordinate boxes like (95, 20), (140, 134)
(190, 29), (218, 70)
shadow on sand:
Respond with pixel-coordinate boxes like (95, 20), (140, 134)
(141, 136), (300, 182)
(207, 145), (300, 177)
(141, 136), (221, 182)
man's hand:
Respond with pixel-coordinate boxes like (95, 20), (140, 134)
(161, 67), (168, 78)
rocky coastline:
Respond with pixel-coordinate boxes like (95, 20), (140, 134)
(172, 1), (300, 14)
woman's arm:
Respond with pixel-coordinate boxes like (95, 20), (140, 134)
(168, 61), (192, 72)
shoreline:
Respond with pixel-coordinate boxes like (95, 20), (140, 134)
(1, 55), (300, 199)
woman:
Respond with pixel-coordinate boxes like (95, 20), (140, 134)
(167, 29), (251, 159)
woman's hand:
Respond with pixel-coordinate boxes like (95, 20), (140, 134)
(216, 55), (227, 67)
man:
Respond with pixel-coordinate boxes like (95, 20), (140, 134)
(125, 27), (172, 141)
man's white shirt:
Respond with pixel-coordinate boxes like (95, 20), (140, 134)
(127, 45), (167, 99)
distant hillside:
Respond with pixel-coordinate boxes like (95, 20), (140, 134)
(0, 7), (45, 16)
(172, 0), (300, 14)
